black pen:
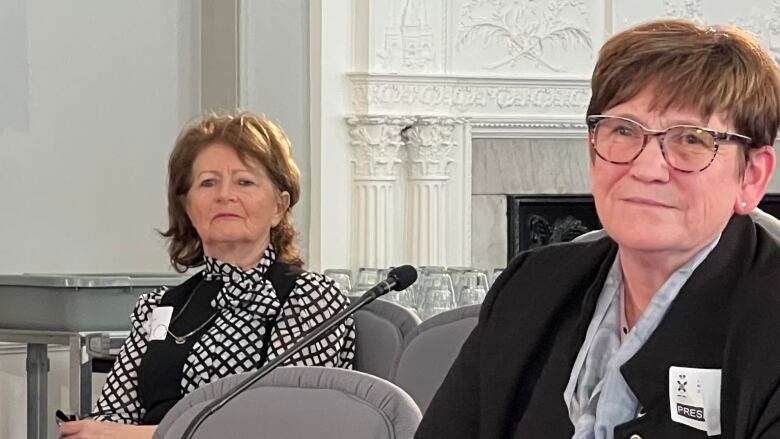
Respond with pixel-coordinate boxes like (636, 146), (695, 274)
(55, 410), (103, 426)
(55, 409), (75, 426)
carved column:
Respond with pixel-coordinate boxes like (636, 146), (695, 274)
(347, 115), (414, 270)
(403, 116), (460, 266)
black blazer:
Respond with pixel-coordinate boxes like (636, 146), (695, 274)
(416, 215), (780, 439)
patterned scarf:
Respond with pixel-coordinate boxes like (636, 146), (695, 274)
(183, 245), (284, 390)
(204, 245), (281, 317)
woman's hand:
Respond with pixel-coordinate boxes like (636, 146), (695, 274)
(59, 420), (156, 439)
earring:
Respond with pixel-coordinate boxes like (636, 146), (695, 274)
(741, 201), (747, 208)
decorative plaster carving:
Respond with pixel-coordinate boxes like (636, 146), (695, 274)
(352, 180), (397, 268)
(458, 0), (592, 72)
(470, 118), (588, 138)
(377, 0), (436, 71)
(350, 74), (591, 114)
(346, 116), (415, 178)
(732, 1), (780, 64)
(662, 0), (780, 64)
(471, 120), (586, 130)
(347, 115), (416, 270)
(663, 0), (704, 21)
(405, 179), (449, 265)
(403, 117), (464, 179)
(402, 117), (464, 265)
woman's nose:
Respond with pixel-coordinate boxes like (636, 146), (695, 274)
(629, 135), (671, 182)
(216, 181), (237, 201)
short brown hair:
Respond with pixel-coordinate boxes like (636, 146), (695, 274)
(588, 19), (780, 148)
(161, 113), (302, 272)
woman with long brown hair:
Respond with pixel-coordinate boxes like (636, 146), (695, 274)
(60, 113), (355, 439)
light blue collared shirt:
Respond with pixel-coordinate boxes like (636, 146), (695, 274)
(564, 236), (720, 439)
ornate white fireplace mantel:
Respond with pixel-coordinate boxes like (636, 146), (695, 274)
(349, 73), (591, 138)
(339, 0), (602, 270)
(307, 0), (780, 272)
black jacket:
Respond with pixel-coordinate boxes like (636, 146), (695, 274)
(416, 215), (780, 438)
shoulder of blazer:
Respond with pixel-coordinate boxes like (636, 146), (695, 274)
(480, 236), (617, 322)
(733, 221), (780, 311)
(717, 218), (780, 437)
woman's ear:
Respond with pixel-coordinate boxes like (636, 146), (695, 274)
(735, 146), (776, 214)
(272, 191), (291, 227)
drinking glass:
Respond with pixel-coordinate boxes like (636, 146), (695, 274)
(371, 267), (417, 310)
(418, 272), (456, 320)
(351, 267), (380, 296)
(447, 266), (473, 305)
(415, 266), (445, 309)
(457, 270), (489, 306)
(323, 269), (352, 295)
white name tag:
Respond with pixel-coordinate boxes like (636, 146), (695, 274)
(148, 306), (174, 341)
(669, 366), (722, 436)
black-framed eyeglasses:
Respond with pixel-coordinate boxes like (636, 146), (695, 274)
(586, 115), (754, 173)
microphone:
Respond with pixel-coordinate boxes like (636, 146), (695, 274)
(358, 264), (417, 301)
(180, 265), (418, 439)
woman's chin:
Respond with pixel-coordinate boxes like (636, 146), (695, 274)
(607, 226), (683, 252)
(204, 231), (253, 245)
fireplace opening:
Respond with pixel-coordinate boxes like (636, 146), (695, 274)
(506, 194), (780, 262)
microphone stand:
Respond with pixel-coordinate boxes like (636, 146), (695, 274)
(180, 279), (396, 439)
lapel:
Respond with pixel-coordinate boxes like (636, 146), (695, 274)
(620, 215), (755, 425)
(480, 238), (618, 438)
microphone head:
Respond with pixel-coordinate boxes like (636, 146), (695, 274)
(388, 265), (417, 291)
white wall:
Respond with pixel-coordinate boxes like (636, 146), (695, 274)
(308, 0), (354, 271)
(0, 0), (201, 274)
(239, 0), (313, 265)
(0, 1), (201, 436)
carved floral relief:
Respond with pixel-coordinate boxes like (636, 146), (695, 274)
(457, 0), (594, 73)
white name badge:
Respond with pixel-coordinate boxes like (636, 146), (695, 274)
(148, 306), (174, 341)
(669, 366), (722, 436)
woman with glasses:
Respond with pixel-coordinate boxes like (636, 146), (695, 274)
(417, 20), (780, 439)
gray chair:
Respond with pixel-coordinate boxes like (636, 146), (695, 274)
(153, 366), (422, 439)
(750, 208), (780, 238)
(351, 298), (421, 380)
(389, 305), (480, 414)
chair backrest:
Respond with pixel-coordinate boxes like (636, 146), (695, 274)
(752, 208), (780, 239)
(153, 366), (422, 439)
(351, 298), (421, 380)
(389, 305), (480, 414)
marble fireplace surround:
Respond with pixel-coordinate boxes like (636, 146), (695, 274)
(345, 77), (595, 272)
(470, 137), (592, 271)
(345, 74), (592, 273)
(335, 0), (780, 274)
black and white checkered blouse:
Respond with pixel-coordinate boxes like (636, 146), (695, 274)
(92, 246), (355, 424)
